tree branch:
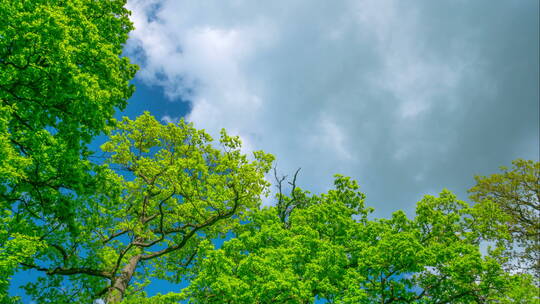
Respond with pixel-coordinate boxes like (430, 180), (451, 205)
(20, 263), (111, 279)
(141, 187), (242, 261)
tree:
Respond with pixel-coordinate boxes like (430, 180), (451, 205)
(1, 1), (136, 301)
(0, 0), (137, 224)
(2, 2), (536, 302)
(469, 159), (540, 280)
(18, 113), (273, 303)
(182, 175), (539, 303)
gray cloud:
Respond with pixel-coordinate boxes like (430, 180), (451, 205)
(126, 0), (539, 216)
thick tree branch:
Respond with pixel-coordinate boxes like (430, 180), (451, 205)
(20, 263), (112, 279)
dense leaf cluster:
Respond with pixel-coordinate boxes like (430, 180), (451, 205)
(182, 177), (537, 304)
(0, 0), (137, 226)
(0, 0), (135, 301)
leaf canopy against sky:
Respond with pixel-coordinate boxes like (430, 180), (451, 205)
(1, 0), (136, 301)
(181, 176), (538, 304)
(1, 0), (539, 303)
(0, 0), (136, 224)
(17, 113), (273, 303)
(468, 159), (540, 281)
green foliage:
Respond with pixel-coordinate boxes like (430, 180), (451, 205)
(182, 177), (539, 303)
(469, 159), (540, 280)
(0, 0), (136, 299)
(494, 274), (540, 304)
(0, 0), (137, 224)
(18, 113), (273, 303)
(121, 292), (183, 304)
(0, 0), (136, 138)
(0, 106), (28, 184)
(1, 1), (536, 302)
(0, 227), (45, 304)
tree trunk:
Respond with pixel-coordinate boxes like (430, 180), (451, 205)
(106, 254), (141, 303)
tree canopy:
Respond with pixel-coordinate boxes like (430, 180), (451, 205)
(0, 0), (137, 224)
(17, 113), (273, 303)
(182, 176), (538, 304)
(1, 1), (539, 304)
(468, 159), (540, 281)
(1, 0), (136, 302)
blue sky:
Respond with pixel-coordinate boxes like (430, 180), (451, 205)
(10, 0), (540, 301)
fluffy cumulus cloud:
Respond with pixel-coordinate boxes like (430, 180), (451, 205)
(125, 0), (539, 215)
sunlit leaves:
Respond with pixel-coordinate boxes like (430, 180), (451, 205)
(0, 230), (44, 303)
(0, 0), (137, 225)
(183, 177), (539, 303)
(20, 113), (273, 303)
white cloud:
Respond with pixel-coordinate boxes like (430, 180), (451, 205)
(126, 0), (539, 216)
(161, 114), (179, 124)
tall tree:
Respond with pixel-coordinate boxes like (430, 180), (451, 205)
(19, 113), (273, 303)
(469, 159), (540, 281)
(0, 1), (136, 300)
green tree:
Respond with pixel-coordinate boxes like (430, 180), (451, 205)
(0, 1), (136, 300)
(0, 231), (44, 304)
(18, 113), (273, 303)
(181, 176), (539, 303)
(469, 159), (540, 280)
(0, 0), (137, 224)
(2, 2), (536, 302)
